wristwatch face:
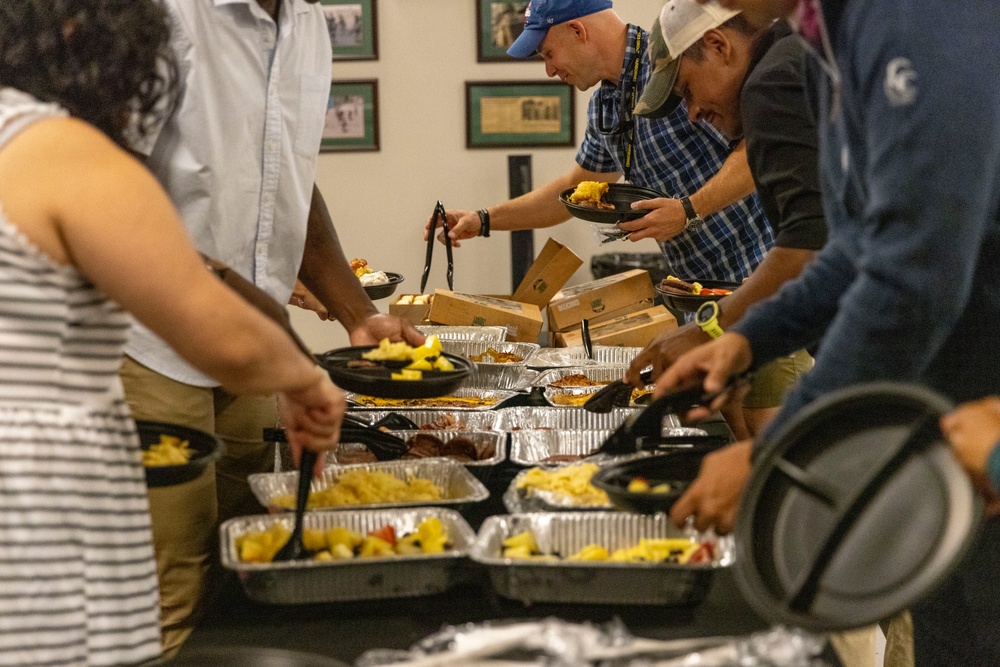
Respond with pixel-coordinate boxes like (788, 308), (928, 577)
(696, 300), (718, 326)
(685, 216), (705, 232)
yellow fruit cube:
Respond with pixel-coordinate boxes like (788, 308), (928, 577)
(302, 529), (327, 552)
(502, 530), (538, 553)
(359, 535), (395, 558)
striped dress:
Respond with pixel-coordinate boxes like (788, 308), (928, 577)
(0, 89), (161, 666)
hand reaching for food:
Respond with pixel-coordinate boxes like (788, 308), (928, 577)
(424, 208), (480, 248)
(941, 396), (1000, 508)
(348, 313), (426, 348)
(278, 368), (345, 478)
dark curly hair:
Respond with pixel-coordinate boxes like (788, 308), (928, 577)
(0, 0), (178, 149)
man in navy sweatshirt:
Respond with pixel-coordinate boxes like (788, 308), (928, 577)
(658, 1), (1000, 664)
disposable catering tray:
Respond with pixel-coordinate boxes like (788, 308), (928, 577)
(509, 429), (615, 466)
(334, 430), (506, 483)
(220, 507), (476, 604)
(346, 388), (519, 411)
(503, 464), (614, 513)
(531, 364), (631, 388)
(470, 512), (733, 605)
(497, 406), (677, 432)
(345, 409), (503, 431)
(440, 341), (540, 391)
(416, 325), (508, 343)
(248, 459), (489, 512)
(528, 346), (644, 369)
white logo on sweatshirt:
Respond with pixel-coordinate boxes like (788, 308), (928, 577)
(885, 58), (917, 107)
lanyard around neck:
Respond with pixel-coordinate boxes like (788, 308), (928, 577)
(621, 29), (643, 183)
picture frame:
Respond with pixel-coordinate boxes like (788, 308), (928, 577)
(320, 0), (378, 61)
(466, 81), (575, 149)
(476, 0), (541, 62)
(321, 79), (379, 152)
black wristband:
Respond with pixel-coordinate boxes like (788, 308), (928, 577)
(477, 209), (491, 238)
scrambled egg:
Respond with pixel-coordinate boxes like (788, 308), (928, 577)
(351, 258), (373, 278)
(516, 462), (610, 507)
(271, 469), (443, 509)
(142, 434), (193, 467)
(568, 181), (609, 204)
(501, 529), (702, 563)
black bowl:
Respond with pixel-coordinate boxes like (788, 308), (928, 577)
(592, 450), (710, 514)
(165, 647), (349, 667)
(317, 345), (472, 399)
(656, 279), (740, 313)
(559, 183), (665, 224)
(137, 420), (224, 488)
(363, 272), (404, 301)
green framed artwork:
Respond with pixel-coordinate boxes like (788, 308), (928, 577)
(321, 79), (379, 152)
(477, 1), (540, 62)
(466, 81), (575, 149)
(320, 0), (377, 61)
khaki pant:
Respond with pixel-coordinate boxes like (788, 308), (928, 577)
(121, 356), (277, 656)
(828, 613), (914, 667)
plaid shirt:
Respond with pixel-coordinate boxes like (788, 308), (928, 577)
(577, 24), (774, 283)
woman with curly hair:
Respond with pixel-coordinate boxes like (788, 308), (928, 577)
(0, 2), (345, 665)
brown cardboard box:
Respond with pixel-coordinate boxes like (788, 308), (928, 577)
(555, 305), (676, 348)
(428, 290), (543, 342)
(547, 269), (656, 332)
(548, 297), (655, 333)
(510, 238), (583, 308)
(388, 294), (435, 325)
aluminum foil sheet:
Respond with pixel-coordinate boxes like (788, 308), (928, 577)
(343, 409), (502, 431)
(346, 388), (519, 411)
(528, 346), (644, 369)
(248, 458), (489, 512)
(334, 430), (506, 470)
(416, 325), (507, 342)
(220, 507), (476, 604)
(531, 364), (631, 388)
(440, 341), (540, 390)
(470, 512), (733, 605)
(509, 429), (615, 466)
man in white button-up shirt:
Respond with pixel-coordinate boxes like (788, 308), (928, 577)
(120, 0), (423, 653)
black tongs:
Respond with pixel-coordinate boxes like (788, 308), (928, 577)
(420, 201), (454, 292)
(597, 373), (751, 455)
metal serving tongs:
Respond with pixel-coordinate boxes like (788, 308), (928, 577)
(420, 201), (454, 292)
(266, 418), (410, 462)
(597, 372), (752, 456)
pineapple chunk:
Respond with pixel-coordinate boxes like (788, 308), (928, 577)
(358, 535), (395, 558)
(502, 530), (538, 554)
(568, 544), (610, 561)
(302, 529), (327, 553)
(325, 527), (363, 552)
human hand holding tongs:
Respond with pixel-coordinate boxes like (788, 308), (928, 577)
(420, 201), (454, 292)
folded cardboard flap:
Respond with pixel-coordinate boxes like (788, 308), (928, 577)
(555, 305), (676, 348)
(428, 290), (543, 343)
(510, 238), (583, 308)
(547, 269), (656, 332)
(548, 297), (655, 334)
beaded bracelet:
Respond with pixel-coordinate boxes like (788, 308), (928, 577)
(476, 208), (491, 238)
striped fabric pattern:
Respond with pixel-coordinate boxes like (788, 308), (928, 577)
(0, 89), (161, 667)
(576, 24), (775, 283)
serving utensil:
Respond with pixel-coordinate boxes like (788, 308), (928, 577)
(583, 369), (652, 414)
(272, 449), (317, 562)
(421, 201), (454, 292)
(580, 319), (594, 360)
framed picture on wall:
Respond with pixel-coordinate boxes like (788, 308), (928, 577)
(476, 1), (541, 62)
(320, 0), (378, 61)
(466, 81), (575, 149)
(321, 79), (379, 152)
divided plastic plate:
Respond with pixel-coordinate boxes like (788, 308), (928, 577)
(559, 184), (664, 224)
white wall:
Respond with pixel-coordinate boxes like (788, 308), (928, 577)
(292, 0), (667, 352)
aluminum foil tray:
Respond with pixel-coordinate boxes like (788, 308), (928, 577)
(249, 458), (489, 512)
(503, 465), (614, 513)
(221, 507), (476, 604)
(498, 406), (680, 431)
(334, 430), (506, 470)
(440, 341), (540, 390)
(531, 365), (631, 388)
(470, 512), (733, 605)
(509, 429), (615, 466)
(528, 346), (644, 369)
(416, 325), (507, 342)
(345, 410), (502, 431)
(346, 388), (519, 411)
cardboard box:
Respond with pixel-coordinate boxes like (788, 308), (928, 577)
(548, 297), (655, 333)
(510, 239), (583, 308)
(388, 294), (434, 325)
(547, 269), (655, 332)
(555, 305), (677, 348)
(428, 290), (543, 342)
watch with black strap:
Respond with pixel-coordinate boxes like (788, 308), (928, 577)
(680, 196), (705, 232)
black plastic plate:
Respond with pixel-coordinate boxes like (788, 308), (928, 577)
(591, 449), (712, 514)
(656, 279), (740, 313)
(317, 345), (472, 399)
(138, 420), (223, 488)
(559, 183), (664, 224)
(362, 272), (404, 301)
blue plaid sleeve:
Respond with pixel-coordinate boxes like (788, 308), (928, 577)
(575, 89), (620, 173)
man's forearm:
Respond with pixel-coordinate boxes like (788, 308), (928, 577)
(687, 141), (756, 218)
(717, 246), (816, 328)
(298, 184), (378, 332)
(487, 165), (621, 232)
